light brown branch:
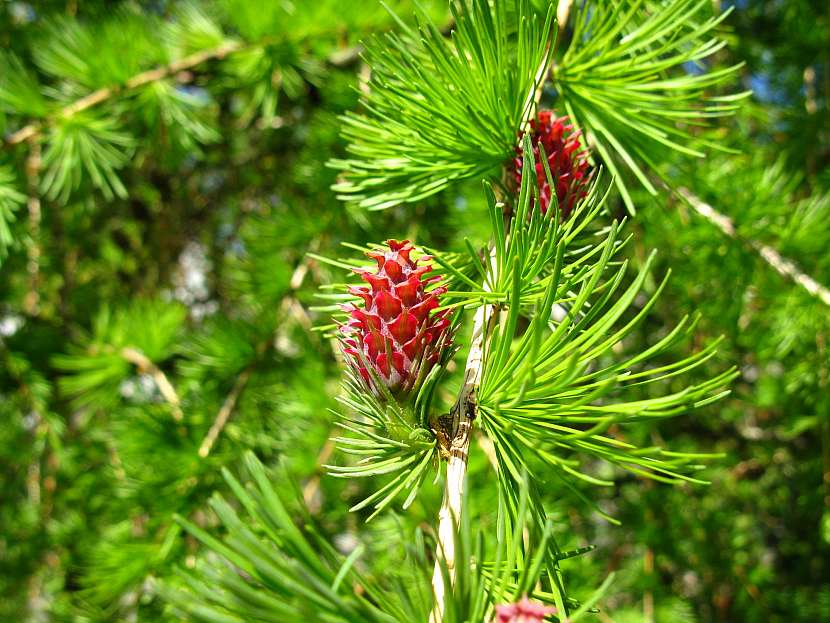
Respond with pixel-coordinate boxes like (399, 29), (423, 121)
(198, 365), (253, 458)
(4, 41), (364, 148)
(430, 25), (557, 613)
(197, 253), (316, 458)
(5, 42), (244, 147)
(677, 187), (830, 307)
(23, 139), (41, 316)
(643, 547), (655, 623)
(120, 346), (184, 421)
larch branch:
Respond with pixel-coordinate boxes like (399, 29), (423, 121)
(120, 347), (184, 422)
(5, 42), (244, 147)
(197, 251), (316, 458)
(3, 40), (364, 148)
(23, 139), (41, 316)
(430, 24), (556, 615)
(197, 365), (254, 458)
(677, 187), (830, 307)
(429, 248), (498, 623)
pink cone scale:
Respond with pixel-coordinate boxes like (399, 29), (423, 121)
(340, 240), (452, 398)
(494, 597), (557, 623)
(514, 110), (592, 218)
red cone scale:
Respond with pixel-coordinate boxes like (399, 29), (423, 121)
(514, 110), (592, 218)
(494, 597), (557, 623)
(341, 240), (452, 398)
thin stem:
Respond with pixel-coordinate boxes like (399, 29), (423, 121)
(197, 249), (317, 458)
(804, 65), (817, 115)
(120, 346), (184, 422)
(3, 41), (364, 148)
(429, 11), (557, 610)
(643, 546), (655, 623)
(522, 31), (554, 134)
(198, 364), (253, 458)
(24, 139), (41, 316)
(557, 0), (574, 29)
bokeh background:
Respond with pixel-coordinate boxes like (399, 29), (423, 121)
(0, 1), (828, 621)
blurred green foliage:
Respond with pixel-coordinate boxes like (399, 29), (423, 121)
(0, 1), (827, 622)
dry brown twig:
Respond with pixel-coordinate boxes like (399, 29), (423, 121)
(120, 346), (184, 422)
(24, 139), (41, 316)
(3, 40), (364, 149)
(197, 250), (317, 459)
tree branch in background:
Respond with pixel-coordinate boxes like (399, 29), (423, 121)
(197, 364), (253, 458)
(677, 187), (830, 307)
(120, 347), (184, 422)
(24, 139), (41, 316)
(198, 251), (316, 458)
(804, 66), (817, 115)
(3, 41), (364, 149)
(4, 42), (243, 147)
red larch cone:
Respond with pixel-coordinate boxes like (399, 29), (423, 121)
(494, 596), (558, 623)
(340, 240), (453, 398)
(514, 110), (592, 218)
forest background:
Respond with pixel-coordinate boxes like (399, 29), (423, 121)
(0, 1), (828, 622)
